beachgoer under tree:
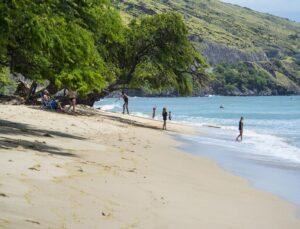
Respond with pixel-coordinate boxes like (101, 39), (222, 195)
(67, 89), (77, 112)
(122, 91), (129, 114)
(42, 89), (50, 103)
(162, 107), (168, 130)
(41, 89), (62, 110)
(30, 81), (37, 97)
(236, 116), (244, 141)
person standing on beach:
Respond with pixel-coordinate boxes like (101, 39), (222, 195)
(30, 81), (37, 97)
(152, 107), (156, 119)
(162, 107), (168, 130)
(67, 89), (77, 113)
(236, 116), (244, 141)
(122, 91), (129, 114)
(169, 111), (172, 120)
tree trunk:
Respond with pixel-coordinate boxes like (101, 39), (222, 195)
(59, 81), (122, 107)
(76, 81), (122, 107)
(13, 80), (122, 107)
(14, 80), (30, 97)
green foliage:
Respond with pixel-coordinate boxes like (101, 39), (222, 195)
(115, 0), (300, 52)
(0, 0), (118, 95)
(114, 0), (300, 94)
(213, 63), (274, 94)
(0, 1), (208, 97)
(0, 67), (16, 95)
(124, 13), (207, 95)
(295, 56), (300, 66)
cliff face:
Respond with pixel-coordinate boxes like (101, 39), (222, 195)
(114, 0), (300, 95)
(197, 40), (268, 65)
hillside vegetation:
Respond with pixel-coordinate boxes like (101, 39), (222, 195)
(114, 0), (300, 95)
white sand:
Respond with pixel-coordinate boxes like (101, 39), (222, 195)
(0, 105), (299, 229)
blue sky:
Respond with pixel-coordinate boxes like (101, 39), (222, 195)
(220, 0), (300, 22)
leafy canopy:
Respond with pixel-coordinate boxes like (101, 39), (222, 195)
(0, 0), (208, 97)
(0, 0), (116, 94)
(102, 12), (208, 96)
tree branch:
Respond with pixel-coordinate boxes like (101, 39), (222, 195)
(125, 43), (154, 82)
(0, 60), (9, 66)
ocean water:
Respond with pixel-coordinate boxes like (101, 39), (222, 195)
(95, 96), (300, 164)
(95, 96), (300, 208)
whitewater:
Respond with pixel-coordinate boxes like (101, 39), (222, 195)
(95, 96), (300, 166)
(95, 96), (300, 208)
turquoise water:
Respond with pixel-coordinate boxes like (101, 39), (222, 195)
(95, 96), (300, 207)
(95, 96), (300, 165)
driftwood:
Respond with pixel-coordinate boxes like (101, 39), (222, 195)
(14, 80), (30, 97)
(54, 90), (101, 107)
(7, 80), (114, 107)
(0, 80), (30, 105)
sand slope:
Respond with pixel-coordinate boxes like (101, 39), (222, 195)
(0, 105), (299, 229)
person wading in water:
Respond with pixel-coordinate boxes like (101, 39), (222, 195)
(122, 91), (129, 114)
(162, 107), (168, 130)
(236, 116), (244, 141)
(152, 107), (156, 119)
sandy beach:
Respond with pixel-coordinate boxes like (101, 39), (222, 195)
(0, 104), (299, 229)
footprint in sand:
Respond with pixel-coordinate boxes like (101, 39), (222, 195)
(43, 133), (52, 137)
(28, 164), (41, 171)
(122, 221), (139, 229)
(78, 168), (84, 172)
(127, 168), (137, 173)
(25, 219), (40, 225)
(101, 208), (113, 219)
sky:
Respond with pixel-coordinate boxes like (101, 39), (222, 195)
(220, 0), (300, 22)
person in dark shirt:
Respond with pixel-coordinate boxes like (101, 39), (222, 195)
(122, 91), (129, 114)
(162, 107), (168, 130)
(30, 81), (37, 96)
(168, 111), (172, 120)
(236, 116), (244, 141)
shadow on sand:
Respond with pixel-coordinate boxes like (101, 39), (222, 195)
(0, 119), (84, 157)
(100, 112), (162, 131)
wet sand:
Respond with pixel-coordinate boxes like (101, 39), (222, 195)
(176, 127), (300, 212)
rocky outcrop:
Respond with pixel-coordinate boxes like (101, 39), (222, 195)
(193, 40), (269, 65)
(115, 1), (156, 16)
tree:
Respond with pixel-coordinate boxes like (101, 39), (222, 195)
(0, 67), (16, 95)
(0, 1), (208, 105)
(95, 12), (208, 101)
(0, 0), (114, 95)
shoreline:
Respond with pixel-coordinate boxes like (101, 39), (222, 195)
(174, 128), (300, 213)
(1, 105), (300, 228)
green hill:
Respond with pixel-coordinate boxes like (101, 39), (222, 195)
(113, 0), (300, 95)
